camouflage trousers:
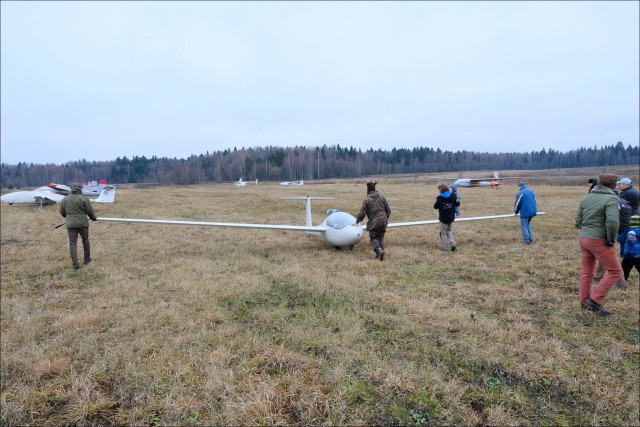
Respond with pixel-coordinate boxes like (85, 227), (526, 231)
(368, 227), (387, 253)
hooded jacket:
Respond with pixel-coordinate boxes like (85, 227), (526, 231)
(59, 183), (97, 228)
(619, 185), (639, 215)
(356, 191), (391, 231)
(575, 185), (619, 241)
(434, 191), (459, 224)
(619, 196), (632, 231)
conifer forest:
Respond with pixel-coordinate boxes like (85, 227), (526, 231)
(1, 142), (637, 188)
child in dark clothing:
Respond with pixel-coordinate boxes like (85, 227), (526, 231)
(434, 184), (460, 252)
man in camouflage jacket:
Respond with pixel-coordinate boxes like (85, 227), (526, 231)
(356, 180), (391, 261)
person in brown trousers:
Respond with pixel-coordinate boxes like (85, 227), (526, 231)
(59, 183), (98, 269)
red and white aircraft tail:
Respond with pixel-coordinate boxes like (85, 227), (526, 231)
(81, 179), (109, 196)
(92, 185), (116, 203)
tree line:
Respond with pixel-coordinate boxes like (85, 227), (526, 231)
(1, 142), (637, 188)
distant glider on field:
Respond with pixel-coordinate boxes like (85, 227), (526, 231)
(280, 180), (304, 186)
(80, 179), (110, 196)
(1, 185), (117, 209)
(45, 180), (110, 196)
(233, 178), (259, 187)
(98, 196), (544, 250)
(435, 172), (524, 188)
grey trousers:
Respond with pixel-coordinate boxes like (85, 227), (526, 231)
(438, 222), (456, 251)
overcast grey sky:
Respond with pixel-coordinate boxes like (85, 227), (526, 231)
(1, 1), (638, 165)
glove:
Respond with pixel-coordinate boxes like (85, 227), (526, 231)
(91, 217), (98, 222)
(606, 241), (614, 247)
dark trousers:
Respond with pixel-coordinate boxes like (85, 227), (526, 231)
(68, 227), (90, 266)
(622, 257), (640, 281)
(368, 227), (386, 252)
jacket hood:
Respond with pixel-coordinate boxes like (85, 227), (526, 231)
(439, 191), (452, 198)
(591, 185), (617, 195)
(71, 183), (83, 193)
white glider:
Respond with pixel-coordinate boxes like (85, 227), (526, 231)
(1, 185), (117, 208)
(98, 196), (545, 250)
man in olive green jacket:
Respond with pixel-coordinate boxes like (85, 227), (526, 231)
(60, 183), (98, 269)
(575, 175), (626, 315)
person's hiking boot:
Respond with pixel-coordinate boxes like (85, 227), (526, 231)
(614, 278), (628, 289)
(451, 246), (456, 252)
(84, 257), (92, 265)
(581, 298), (612, 316)
(375, 246), (385, 261)
(72, 263), (81, 270)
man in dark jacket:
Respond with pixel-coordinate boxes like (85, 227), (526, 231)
(59, 183), (98, 269)
(617, 178), (639, 215)
(514, 181), (537, 244)
(434, 184), (460, 252)
(356, 180), (391, 261)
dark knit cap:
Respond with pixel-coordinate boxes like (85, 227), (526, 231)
(367, 180), (376, 192)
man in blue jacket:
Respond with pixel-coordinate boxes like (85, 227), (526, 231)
(514, 181), (537, 245)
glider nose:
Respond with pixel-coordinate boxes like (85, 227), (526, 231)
(325, 223), (364, 247)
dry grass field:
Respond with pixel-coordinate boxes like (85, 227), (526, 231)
(1, 167), (639, 426)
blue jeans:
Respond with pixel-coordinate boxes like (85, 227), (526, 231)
(520, 216), (533, 244)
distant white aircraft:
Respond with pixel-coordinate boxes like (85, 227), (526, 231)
(445, 172), (524, 188)
(80, 179), (109, 196)
(44, 180), (111, 196)
(98, 196), (544, 250)
(233, 178), (259, 187)
(1, 185), (117, 209)
(280, 180), (304, 186)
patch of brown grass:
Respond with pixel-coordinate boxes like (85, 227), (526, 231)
(2, 168), (638, 426)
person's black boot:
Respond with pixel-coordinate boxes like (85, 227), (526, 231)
(582, 298), (612, 315)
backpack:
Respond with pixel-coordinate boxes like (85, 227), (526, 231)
(623, 228), (640, 259)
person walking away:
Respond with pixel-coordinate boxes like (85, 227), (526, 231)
(588, 178), (598, 193)
(575, 174), (626, 315)
(355, 180), (391, 261)
(434, 184), (460, 252)
(621, 214), (640, 282)
(617, 178), (639, 215)
(59, 182), (98, 270)
(450, 183), (461, 216)
(514, 181), (537, 244)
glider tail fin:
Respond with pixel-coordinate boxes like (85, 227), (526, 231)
(92, 185), (116, 203)
(281, 196), (334, 227)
